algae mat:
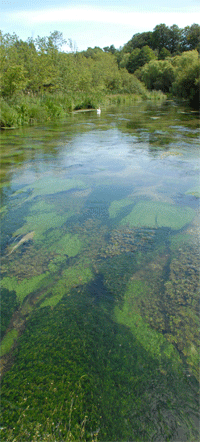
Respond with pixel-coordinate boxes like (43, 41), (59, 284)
(119, 200), (195, 229)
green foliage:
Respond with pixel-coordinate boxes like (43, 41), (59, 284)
(0, 31), (152, 127)
(171, 50), (200, 108)
(180, 24), (200, 52)
(127, 46), (156, 74)
(158, 47), (171, 60)
(0, 99), (19, 127)
(124, 32), (153, 52)
(116, 23), (199, 107)
(123, 24), (200, 56)
(141, 59), (175, 92)
(1, 65), (27, 98)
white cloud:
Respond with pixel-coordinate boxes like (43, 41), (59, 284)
(6, 7), (199, 28)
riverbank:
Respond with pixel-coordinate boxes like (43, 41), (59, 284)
(0, 90), (166, 129)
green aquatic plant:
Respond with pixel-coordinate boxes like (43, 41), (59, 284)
(0, 329), (18, 356)
(49, 233), (83, 258)
(30, 200), (55, 213)
(0, 205), (8, 217)
(114, 279), (181, 366)
(40, 292), (65, 308)
(185, 185), (200, 198)
(1, 272), (49, 303)
(15, 212), (67, 240)
(40, 264), (94, 308)
(13, 177), (87, 200)
(108, 197), (134, 218)
(163, 244), (199, 379)
(1, 288), (19, 338)
(2, 281), (198, 442)
(120, 201), (195, 230)
(169, 232), (194, 252)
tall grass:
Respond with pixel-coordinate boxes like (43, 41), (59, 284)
(0, 91), (104, 128)
(0, 89), (166, 129)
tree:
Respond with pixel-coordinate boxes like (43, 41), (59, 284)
(119, 53), (130, 69)
(82, 47), (103, 59)
(180, 24), (200, 52)
(141, 59), (175, 92)
(103, 45), (116, 54)
(158, 48), (171, 60)
(124, 32), (153, 52)
(171, 50), (200, 108)
(1, 65), (28, 97)
(168, 25), (182, 53)
(152, 24), (171, 53)
(127, 46), (156, 74)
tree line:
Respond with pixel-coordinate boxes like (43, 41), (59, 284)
(103, 23), (200, 108)
(0, 23), (199, 127)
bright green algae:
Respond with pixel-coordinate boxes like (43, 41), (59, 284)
(109, 197), (134, 218)
(1, 273), (49, 304)
(0, 329), (18, 356)
(13, 176), (87, 199)
(40, 264), (94, 308)
(114, 279), (182, 365)
(49, 233), (83, 257)
(119, 200), (195, 229)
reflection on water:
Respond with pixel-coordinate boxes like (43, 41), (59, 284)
(0, 101), (199, 441)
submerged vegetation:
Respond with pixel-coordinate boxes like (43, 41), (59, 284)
(0, 84), (199, 439)
(1, 176), (199, 439)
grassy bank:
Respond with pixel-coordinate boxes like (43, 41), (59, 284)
(0, 90), (166, 129)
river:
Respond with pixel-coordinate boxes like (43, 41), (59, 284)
(0, 100), (199, 441)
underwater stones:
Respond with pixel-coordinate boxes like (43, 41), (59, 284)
(102, 226), (156, 259)
(120, 201), (195, 230)
(102, 227), (136, 258)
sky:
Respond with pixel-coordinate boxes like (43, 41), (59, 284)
(1, 0), (199, 51)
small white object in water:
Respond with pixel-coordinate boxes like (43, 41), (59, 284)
(97, 107), (101, 114)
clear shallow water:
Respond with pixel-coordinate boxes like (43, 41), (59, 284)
(0, 101), (199, 441)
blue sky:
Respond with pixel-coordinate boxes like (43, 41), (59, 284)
(1, 0), (199, 51)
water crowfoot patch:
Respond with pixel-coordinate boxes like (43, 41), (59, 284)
(0, 102), (199, 441)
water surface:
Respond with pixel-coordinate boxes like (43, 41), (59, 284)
(1, 101), (199, 441)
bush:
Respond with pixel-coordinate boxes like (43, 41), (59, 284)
(0, 99), (19, 127)
(171, 50), (200, 108)
(141, 59), (175, 92)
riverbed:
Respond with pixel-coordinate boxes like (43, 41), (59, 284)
(0, 100), (199, 441)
